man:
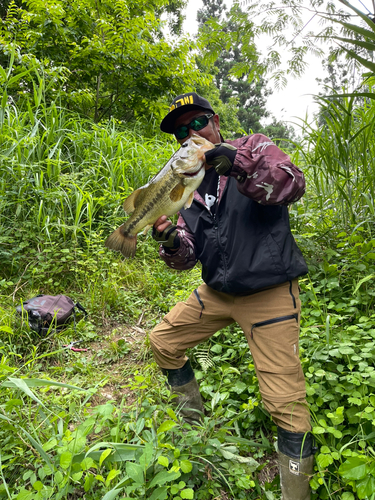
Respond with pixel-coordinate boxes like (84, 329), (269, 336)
(149, 92), (315, 500)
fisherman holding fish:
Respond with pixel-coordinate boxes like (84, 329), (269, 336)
(105, 91), (313, 499)
(150, 93), (314, 500)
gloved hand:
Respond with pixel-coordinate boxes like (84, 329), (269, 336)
(204, 143), (237, 176)
(152, 225), (180, 250)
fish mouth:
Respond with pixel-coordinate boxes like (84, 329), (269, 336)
(182, 165), (204, 177)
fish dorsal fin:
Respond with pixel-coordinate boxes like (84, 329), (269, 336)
(184, 191), (195, 209)
(123, 188), (142, 214)
(170, 182), (185, 202)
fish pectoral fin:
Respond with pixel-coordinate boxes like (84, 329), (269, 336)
(184, 191), (195, 209)
(142, 224), (152, 235)
(170, 183), (185, 202)
(123, 188), (142, 214)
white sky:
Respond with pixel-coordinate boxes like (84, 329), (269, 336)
(181, 0), (374, 128)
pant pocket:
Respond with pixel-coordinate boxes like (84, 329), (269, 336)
(251, 313), (298, 339)
(163, 302), (196, 327)
(249, 315), (301, 373)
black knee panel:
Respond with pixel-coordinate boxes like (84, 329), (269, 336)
(162, 359), (195, 387)
(277, 426), (317, 459)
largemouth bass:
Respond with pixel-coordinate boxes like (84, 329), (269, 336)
(105, 134), (215, 257)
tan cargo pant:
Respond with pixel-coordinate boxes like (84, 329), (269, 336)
(149, 280), (310, 433)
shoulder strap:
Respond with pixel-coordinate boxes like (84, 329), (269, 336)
(74, 302), (88, 317)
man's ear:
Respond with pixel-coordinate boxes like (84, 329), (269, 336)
(213, 114), (220, 131)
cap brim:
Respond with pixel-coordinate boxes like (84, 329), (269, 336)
(160, 105), (214, 134)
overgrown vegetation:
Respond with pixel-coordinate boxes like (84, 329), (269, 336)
(2, 0), (375, 498)
(1, 84), (375, 498)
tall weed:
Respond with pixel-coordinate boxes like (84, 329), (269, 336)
(292, 94), (375, 229)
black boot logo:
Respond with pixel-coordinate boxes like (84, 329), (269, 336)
(289, 460), (300, 475)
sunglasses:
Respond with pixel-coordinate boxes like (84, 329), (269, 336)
(174, 113), (214, 140)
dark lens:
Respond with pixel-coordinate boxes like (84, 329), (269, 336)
(174, 126), (189, 140)
(190, 115), (209, 131)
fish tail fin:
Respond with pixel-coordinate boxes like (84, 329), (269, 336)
(105, 226), (137, 258)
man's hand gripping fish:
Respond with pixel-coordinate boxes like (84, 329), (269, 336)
(105, 134), (215, 257)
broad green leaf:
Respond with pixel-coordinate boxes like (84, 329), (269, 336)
(180, 489), (194, 499)
(180, 460), (193, 473)
(42, 439), (57, 452)
(80, 457), (95, 470)
(210, 344), (222, 353)
(139, 442), (154, 468)
(32, 481), (43, 492)
(232, 380), (247, 394)
(100, 449), (112, 466)
(83, 442), (141, 463)
(105, 469), (121, 487)
(72, 471), (83, 481)
(101, 489), (123, 500)
(334, 36), (375, 52)
(126, 462), (144, 484)
(148, 486), (168, 500)
(157, 420), (177, 434)
(166, 408), (178, 421)
(149, 469), (181, 489)
(317, 453), (333, 468)
(101, 475), (130, 500)
(84, 473), (95, 492)
(0, 325), (12, 334)
(60, 451), (73, 470)
(338, 457), (368, 480)
(158, 456), (169, 468)
(54, 471), (63, 484)
(356, 475), (375, 499)
(339, 45), (375, 74)
(219, 448), (259, 470)
(342, 493), (355, 500)
(338, 347), (355, 355)
(16, 490), (34, 500)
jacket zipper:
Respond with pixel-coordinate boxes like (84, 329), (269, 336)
(192, 192), (229, 291)
(212, 214), (228, 290)
(251, 313), (298, 339)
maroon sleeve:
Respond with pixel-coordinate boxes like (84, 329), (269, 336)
(158, 214), (197, 270)
(228, 134), (305, 205)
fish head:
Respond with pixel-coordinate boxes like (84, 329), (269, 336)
(171, 134), (215, 176)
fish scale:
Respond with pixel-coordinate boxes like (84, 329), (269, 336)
(105, 134), (215, 258)
(127, 175), (177, 234)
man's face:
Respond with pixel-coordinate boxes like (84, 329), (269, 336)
(174, 111), (221, 146)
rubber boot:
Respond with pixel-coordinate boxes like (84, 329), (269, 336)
(277, 426), (316, 500)
(162, 359), (204, 426)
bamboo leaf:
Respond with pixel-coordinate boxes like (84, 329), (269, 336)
(353, 274), (375, 295)
(338, 0), (375, 30)
(337, 45), (375, 74)
(333, 36), (375, 52)
(2, 378), (85, 391)
(6, 377), (46, 408)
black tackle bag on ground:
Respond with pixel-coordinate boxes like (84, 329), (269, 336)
(16, 294), (88, 336)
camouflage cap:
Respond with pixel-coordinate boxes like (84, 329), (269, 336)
(160, 92), (215, 134)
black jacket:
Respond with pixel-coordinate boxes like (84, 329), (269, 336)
(179, 175), (308, 295)
(159, 133), (308, 294)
